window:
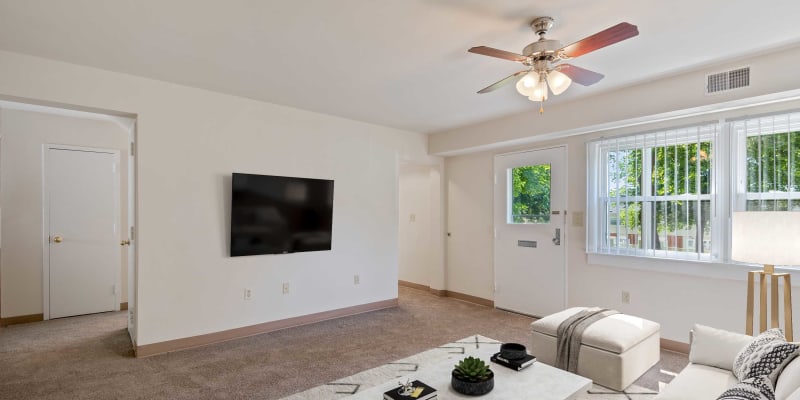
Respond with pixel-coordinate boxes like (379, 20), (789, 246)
(733, 113), (800, 212)
(587, 124), (718, 260)
(588, 110), (800, 264)
(509, 164), (551, 224)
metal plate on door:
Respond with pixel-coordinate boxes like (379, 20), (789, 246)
(518, 240), (537, 248)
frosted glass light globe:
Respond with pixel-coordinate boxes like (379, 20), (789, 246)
(515, 72), (539, 97)
(528, 81), (549, 101)
(546, 70), (572, 95)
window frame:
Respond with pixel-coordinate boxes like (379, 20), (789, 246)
(732, 112), (800, 213)
(507, 163), (552, 224)
(588, 110), (800, 266)
(588, 123), (722, 261)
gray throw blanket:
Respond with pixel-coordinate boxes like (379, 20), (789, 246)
(556, 307), (619, 372)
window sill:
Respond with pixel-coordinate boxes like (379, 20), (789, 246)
(586, 253), (800, 282)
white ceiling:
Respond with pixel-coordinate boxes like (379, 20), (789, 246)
(1, 0), (799, 134)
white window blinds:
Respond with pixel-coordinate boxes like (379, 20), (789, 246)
(587, 123), (719, 260)
(732, 112), (800, 212)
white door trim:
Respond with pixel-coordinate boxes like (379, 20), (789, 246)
(42, 144), (121, 320)
(493, 144), (569, 316)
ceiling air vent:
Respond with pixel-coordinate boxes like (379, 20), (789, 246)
(706, 67), (750, 94)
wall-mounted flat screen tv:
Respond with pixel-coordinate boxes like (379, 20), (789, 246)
(230, 173), (334, 256)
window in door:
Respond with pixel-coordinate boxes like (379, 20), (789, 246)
(509, 164), (551, 224)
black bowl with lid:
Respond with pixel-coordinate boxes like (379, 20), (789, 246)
(500, 343), (527, 360)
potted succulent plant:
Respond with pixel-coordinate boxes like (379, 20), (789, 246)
(451, 356), (494, 395)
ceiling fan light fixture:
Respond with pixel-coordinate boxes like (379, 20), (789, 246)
(546, 69), (572, 95)
(528, 80), (549, 102)
(468, 17), (639, 115)
(515, 71), (539, 96)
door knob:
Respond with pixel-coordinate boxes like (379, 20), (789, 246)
(120, 239), (131, 246)
(52, 235), (63, 243)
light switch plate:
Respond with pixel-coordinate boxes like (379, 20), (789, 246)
(572, 211), (585, 227)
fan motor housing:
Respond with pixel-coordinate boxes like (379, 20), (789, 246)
(523, 39), (562, 58)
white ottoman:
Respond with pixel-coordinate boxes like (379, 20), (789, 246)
(530, 307), (661, 391)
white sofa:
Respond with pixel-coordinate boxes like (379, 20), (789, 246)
(656, 325), (800, 399)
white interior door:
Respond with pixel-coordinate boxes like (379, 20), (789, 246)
(46, 146), (120, 319)
(494, 146), (567, 317)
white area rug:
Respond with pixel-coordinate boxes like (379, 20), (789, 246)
(281, 335), (658, 399)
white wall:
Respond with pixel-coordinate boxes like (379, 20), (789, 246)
(0, 49), (438, 346)
(439, 45), (800, 342)
(0, 108), (129, 318)
(444, 132), (778, 341)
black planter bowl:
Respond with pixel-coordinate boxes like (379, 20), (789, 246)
(500, 342), (527, 360)
(451, 370), (494, 396)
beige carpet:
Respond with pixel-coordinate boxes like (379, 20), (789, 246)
(282, 335), (658, 400)
(0, 286), (686, 399)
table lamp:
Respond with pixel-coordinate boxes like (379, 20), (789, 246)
(732, 211), (800, 341)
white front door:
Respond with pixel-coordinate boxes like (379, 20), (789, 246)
(46, 146), (120, 319)
(494, 146), (567, 317)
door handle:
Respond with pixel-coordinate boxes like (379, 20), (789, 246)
(120, 239), (131, 246)
(552, 228), (561, 246)
(52, 235), (63, 244)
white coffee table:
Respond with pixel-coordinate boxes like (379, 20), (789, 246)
(349, 343), (591, 399)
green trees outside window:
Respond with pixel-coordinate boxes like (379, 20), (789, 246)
(589, 113), (800, 262)
(606, 141), (712, 253)
(746, 131), (800, 211)
(511, 164), (551, 224)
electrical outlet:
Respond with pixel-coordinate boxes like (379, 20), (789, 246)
(282, 282), (290, 295)
(244, 288), (252, 301)
(621, 291), (631, 304)
(354, 274), (360, 285)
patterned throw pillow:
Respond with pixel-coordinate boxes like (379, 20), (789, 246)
(717, 376), (775, 400)
(733, 329), (800, 384)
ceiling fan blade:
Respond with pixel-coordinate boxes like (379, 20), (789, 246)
(557, 64), (604, 86)
(560, 22), (639, 58)
(468, 46), (528, 63)
(477, 70), (528, 94)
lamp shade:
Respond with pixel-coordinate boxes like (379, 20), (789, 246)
(528, 80), (548, 102)
(546, 69), (572, 95)
(731, 211), (800, 266)
(515, 72), (539, 97)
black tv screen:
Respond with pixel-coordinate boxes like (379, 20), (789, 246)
(230, 173), (334, 256)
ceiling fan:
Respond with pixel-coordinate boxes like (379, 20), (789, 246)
(469, 17), (639, 113)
